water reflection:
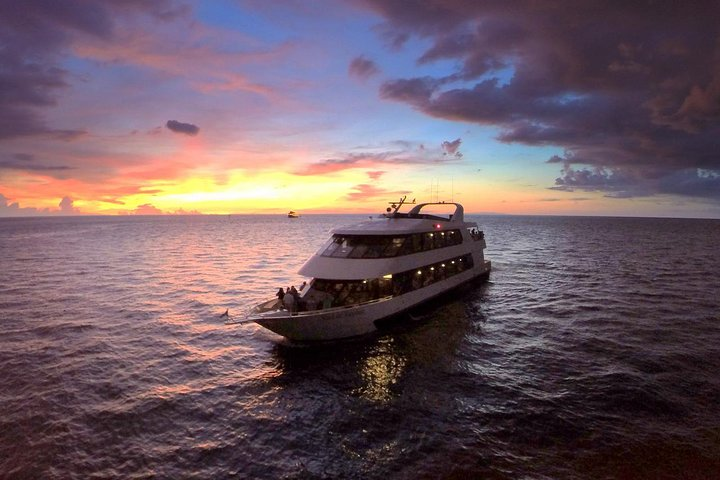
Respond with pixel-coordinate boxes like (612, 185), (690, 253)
(352, 338), (407, 403)
(269, 297), (478, 404)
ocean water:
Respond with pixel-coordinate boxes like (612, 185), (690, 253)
(1, 214), (719, 479)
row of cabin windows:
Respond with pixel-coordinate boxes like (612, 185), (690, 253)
(305, 254), (474, 309)
(321, 229), (463, 259)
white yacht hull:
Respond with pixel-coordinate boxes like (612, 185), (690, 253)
(250, 260), (491, 342)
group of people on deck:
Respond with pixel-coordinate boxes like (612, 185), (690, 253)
(275, 281), (335, 313)
(276, 284), (301, 312)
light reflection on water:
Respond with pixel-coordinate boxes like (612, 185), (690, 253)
(354, 338), (407, 403)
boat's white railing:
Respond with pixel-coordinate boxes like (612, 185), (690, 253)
(248, 295), (395, 319)
(406, 202), (463, 222)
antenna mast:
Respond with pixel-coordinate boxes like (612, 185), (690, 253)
(430, 179), (441, 202)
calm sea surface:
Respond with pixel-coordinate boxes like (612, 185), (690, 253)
(1, 214), (719, 479)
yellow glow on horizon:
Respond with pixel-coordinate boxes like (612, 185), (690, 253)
(2, 165), (646, 217)
(109, 171), (369, 214)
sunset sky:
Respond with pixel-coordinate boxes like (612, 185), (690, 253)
(1, 1), (719, 217)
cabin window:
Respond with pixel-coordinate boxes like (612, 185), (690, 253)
(320, 229), (465, 258)
(447, 230), (461, 245)
(330, 238), (353, 257)
(383, 237), (406, 256)
(306, 253), (475, 309)
(322, 238), (341, 256)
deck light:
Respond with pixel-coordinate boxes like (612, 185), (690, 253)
(435, 224), (441, 229)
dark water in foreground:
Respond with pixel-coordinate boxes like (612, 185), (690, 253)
(1, 214), (719, 479)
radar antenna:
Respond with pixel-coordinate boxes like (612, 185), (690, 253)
(384, 195), (415, 216)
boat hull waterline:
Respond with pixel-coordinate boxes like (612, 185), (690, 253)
(250, 261), (490, 341)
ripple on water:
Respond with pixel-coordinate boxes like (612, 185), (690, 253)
(1, 215), (720, 478)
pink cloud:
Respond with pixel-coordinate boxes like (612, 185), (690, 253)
(294, 141), (464, 176)
(70, 21), (284, 100)
(133, 203), (163, 215)
(345, 183), (410, 202)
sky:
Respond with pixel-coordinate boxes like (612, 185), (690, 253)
(1, 0), (719, 218)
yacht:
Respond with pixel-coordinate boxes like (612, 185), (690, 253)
(288, 210), (300, 218)
(248, 197), (491, 341)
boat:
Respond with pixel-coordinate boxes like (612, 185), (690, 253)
(288, 210), (300, 218)
(248, 197), (491, 341)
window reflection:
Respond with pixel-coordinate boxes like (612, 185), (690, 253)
(321, 230), (464, 259)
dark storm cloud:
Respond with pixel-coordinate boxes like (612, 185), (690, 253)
(349, 56), (380, 80)
(166, 120), (200, 136)
(363, 0), (720, 200)
(0, 0), (187, 139)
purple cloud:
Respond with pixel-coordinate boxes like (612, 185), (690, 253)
(349, 56), (380, 80)
(441, 138), (463, 158)
(0, 0), (185, 140)
(363, 0), (720, 199)
(58, 196), (79, 214)
(166, 120), (200, 136)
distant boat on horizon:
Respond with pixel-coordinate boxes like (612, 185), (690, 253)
(288, 211), (300, 218)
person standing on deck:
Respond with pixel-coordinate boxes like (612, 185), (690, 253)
(290, 285), (301, 312)
(283, 288), (295, 312)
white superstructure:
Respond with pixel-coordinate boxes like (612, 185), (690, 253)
(247, 198), (491, 341)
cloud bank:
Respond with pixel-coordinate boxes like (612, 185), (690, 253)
(362, 0), (720, 200)
(0, 193), (80, 216)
